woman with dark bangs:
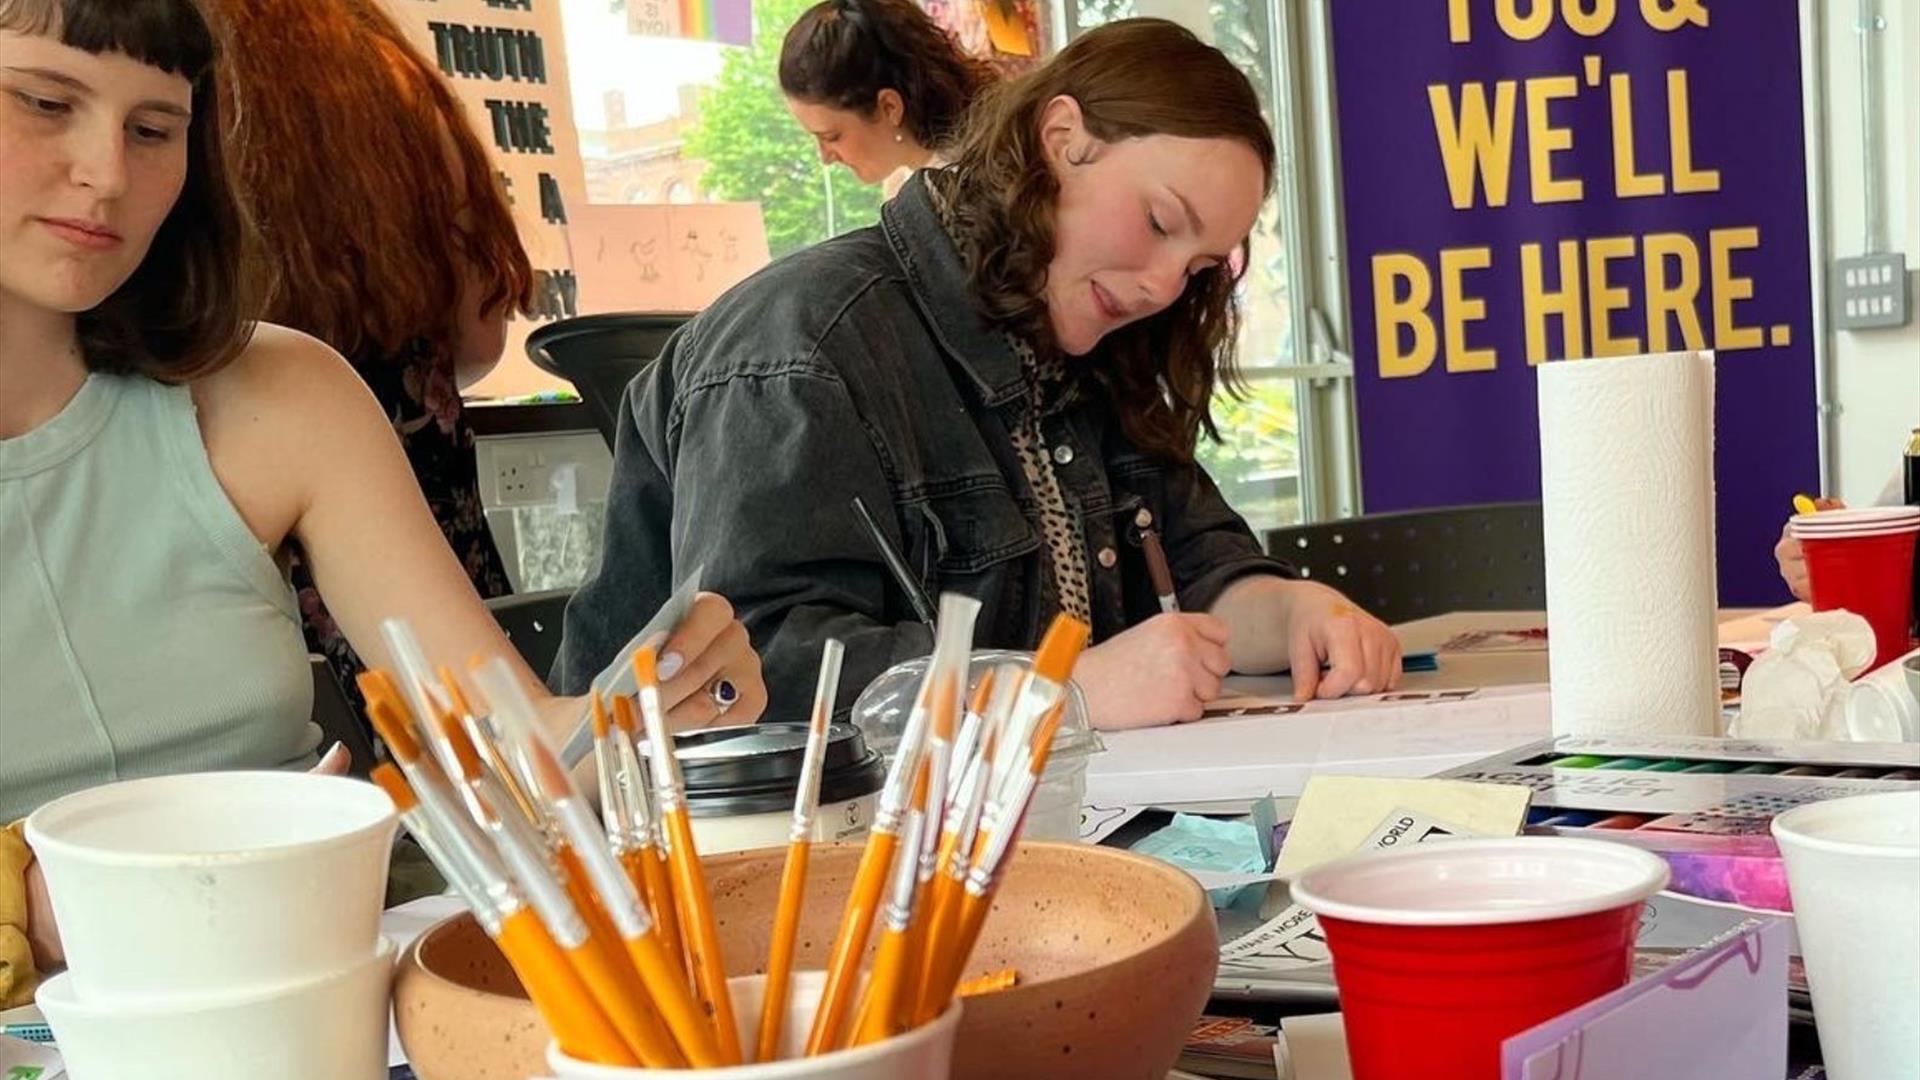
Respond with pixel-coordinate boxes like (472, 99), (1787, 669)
(209, 0), (531, 705)
(557, 20), (1403, 733)
(0, 0), (763, 999)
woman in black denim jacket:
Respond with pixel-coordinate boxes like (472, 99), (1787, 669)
(555, 19), (1402, 729)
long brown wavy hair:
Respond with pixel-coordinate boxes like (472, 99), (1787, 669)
(779, 0), (993, 150)
(1, 0), (255, 382)
(212, 0), (532, 359)
(942, 19), (1275, 463)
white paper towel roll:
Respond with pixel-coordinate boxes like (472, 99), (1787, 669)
(1538, 351), (1721, 737)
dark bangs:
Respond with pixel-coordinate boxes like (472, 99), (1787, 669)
(0, 0), (214, 79)
(1, 0), (255, 382)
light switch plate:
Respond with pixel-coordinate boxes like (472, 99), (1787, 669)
(1833, 252), (1910, 330)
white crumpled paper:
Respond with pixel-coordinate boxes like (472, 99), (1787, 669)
(1728, 611), (1878, 740)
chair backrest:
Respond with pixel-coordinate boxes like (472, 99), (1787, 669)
(487, 588), (575, 682)
(310, 656), (377, 777)
(1262, 502), (1545, 625)
(525, 312), (692, 449)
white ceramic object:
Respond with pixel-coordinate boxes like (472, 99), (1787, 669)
(37, 935), (395, 1080)
(1772, 792), (1920, 1080)
(26, 771), (396, 1002)
(1291, 837), (1670, 926)
(545, 971), (961, 1080)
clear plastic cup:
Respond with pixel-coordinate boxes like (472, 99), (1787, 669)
(849, 649), (1103, 841)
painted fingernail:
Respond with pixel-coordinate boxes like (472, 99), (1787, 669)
(658, 651), (685, 680)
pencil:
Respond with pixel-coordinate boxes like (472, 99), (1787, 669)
(525, 740), (715, 1068)
(1136, 508), (1180, 613)
(611, 693), (683, 974)
(634, 646), (743, 1064)
(370, 764), (637, 1067)
(850, 809), (929, 1046)
(807, 594), (981, 1054)
(756, 638), (846, 1062)
(850, 495), (937, 627)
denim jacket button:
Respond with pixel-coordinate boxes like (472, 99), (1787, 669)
(1097, 546), (1118, 569)
(1052, 443), (1075, 466)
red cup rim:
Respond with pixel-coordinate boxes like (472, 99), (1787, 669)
(1290, 837), (1670, 927)
(1791, 524), (1920, 540)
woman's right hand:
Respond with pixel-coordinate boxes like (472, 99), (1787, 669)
(1775, 497), (1844, 601)
(1071, 613), (1232, 730)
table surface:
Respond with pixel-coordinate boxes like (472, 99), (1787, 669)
(1221, 606), (1792, 700)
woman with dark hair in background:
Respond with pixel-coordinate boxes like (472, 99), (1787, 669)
(211, 0), (528, 699)
(557, 20), (1402, 732)
(779, 0), (993, 196)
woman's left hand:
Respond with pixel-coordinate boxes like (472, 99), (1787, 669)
(655, 592), (767, 729)
(1280, 581), (1402, 702)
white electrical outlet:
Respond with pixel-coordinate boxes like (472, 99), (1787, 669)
(476, 433), (612, 510)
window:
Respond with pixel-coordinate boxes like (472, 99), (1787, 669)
(1067, 0), (1308, 533)
(563, 0), (884, 258)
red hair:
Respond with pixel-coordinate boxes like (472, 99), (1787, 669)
(213, 0), (533, 358)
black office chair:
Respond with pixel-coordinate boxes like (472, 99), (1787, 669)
(488, 589), (575, 681)
(1263, 502), (1545, 625)
(525, 312), (692, 449)
(310, 656), (377, 777)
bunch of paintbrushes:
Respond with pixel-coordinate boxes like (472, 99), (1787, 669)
(359, 596), (1088, 1069)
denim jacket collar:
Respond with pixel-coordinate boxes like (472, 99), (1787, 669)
(881, 172), (1028, 409)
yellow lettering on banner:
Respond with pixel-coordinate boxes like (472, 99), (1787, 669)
(1448, 0), (1472, 42)
(1668, 70), (1720, 193)
(1525, 77), (1583, 204)
(1440, 247), (1498, 372)
(1641, 0), (1709, 32)
(1710, 227), (1764, 351)
(1521, 240), (1586, 363)
(1563, 0), (1616, 37)
(1609, 74), (1665, 198)
(1374, 254), (1438, 378)
(1584, 235), (1641, 357)
(1428, 82), (1518, 209)
(1496, 0), (1553, 40)
(1643, 232), (1707, 351)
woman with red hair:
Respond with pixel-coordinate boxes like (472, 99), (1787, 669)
(213, 0), (537, 697)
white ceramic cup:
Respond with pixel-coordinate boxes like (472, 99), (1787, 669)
(1772, 792), (1920, 1080)
(38, 935), (396, 1080)
(545, 970), (962, 1080)
(26, 771), (397, 1002)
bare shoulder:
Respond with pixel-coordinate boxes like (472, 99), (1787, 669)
(190, 323), (395, 549)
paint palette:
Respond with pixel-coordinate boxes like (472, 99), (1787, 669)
(1441, 735), (1920, 911)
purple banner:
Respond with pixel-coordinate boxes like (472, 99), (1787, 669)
(1331, 0), (1817, 603)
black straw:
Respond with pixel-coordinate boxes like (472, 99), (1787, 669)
(850, 496), (938, 628)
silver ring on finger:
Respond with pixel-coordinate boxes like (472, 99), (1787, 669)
(707, 677), (739, 717)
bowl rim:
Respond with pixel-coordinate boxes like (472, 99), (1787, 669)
(25, 771), (396, 869)
(406, 840), (1213, 1005)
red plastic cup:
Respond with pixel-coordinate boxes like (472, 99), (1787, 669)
(1799, 525), (1919, 671)
(1291, 838), (1670, 1080)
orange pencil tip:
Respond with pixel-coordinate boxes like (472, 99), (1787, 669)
(1031, 616), (1091, 685)
(631, 646), (658, 688)
(370, 763), (418, 813)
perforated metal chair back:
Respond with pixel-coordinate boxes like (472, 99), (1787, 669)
(524, 312), (692, 448)
(487, 588), (574, 682)
(1263, 502), (1545, 624)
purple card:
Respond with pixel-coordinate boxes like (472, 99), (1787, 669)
(1502, 919), (1789, 1080)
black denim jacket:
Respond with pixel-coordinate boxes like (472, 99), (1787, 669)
(552, 174), (1294, 720)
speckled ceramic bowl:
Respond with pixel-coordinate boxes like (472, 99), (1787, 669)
(394, 841), (1217, 1080)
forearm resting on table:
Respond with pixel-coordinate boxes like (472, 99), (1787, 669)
(1207, 573), (1298, 674)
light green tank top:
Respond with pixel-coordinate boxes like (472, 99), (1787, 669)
(0, 375), (317, 822)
